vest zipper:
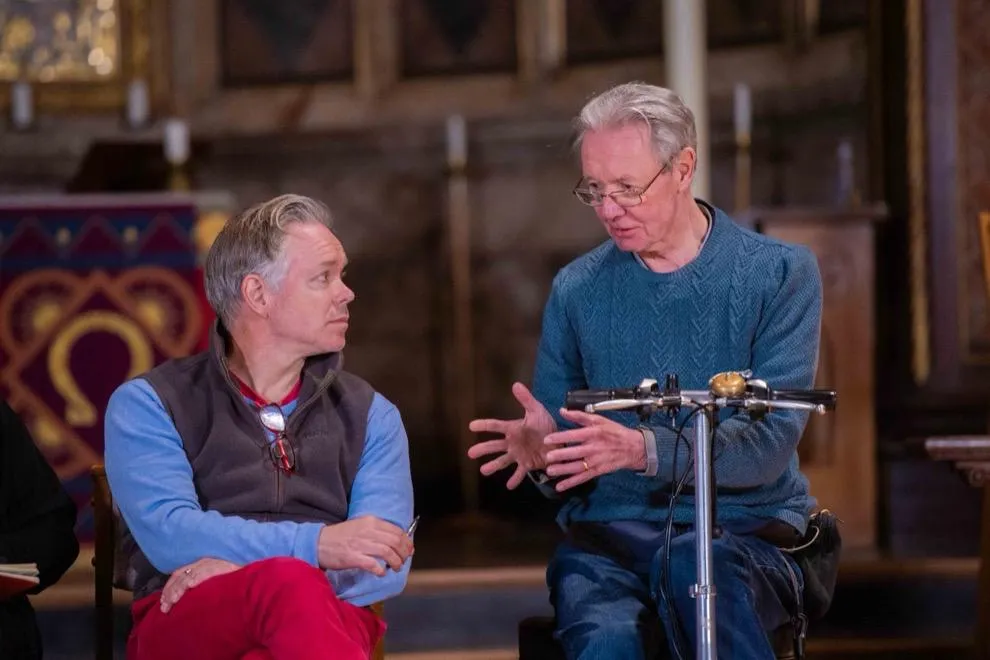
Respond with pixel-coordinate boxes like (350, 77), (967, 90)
(213, 338), (340, 513)
(287, 369), (338, 435)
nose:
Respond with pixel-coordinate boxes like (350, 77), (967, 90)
(338, 281), (356, 305)
(599, 197), (625, 221)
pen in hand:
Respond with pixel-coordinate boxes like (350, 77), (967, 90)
(382, 516), (419, 573)
(406, 515), (420, 538)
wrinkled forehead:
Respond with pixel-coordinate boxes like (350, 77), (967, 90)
(579, 124), (659, 180)
(283, 222), (347, 268)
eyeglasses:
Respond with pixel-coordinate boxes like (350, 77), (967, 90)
(258, 404), (296, 475)
(572, 162), (670, 208)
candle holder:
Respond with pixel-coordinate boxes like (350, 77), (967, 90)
(444, 114), (479, 515)
(733, 83), (752, 214)
(734, 133), (752, 214)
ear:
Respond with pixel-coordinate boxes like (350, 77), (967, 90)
(675, 147), (697, 193)
(240, 274), (269, 318)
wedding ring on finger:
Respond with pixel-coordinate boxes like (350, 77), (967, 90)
(582, 460), (590, 472)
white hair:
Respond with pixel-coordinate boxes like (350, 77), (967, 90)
(573, 82), (698, 166)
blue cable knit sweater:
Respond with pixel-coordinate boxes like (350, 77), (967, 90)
(532, 203), (823, 535)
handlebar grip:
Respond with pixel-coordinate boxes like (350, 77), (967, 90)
(564, 389), (636, 410)
(772, 389), (837, 410)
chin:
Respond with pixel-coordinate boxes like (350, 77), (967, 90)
(604, 224), (647, 252)
(306, 332), (345, 355)
(610, 234), (647, 253)
(323, 339), (346, 353)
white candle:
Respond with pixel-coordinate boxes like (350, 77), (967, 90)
(445, 115), (467, 169)
(163, 118), (190, 165)
(126, 79), (149, 128)
(11, 81), (33, 130)
(733, 83), (751, 142)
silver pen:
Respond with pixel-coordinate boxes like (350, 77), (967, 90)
(406, 515), (420, 538)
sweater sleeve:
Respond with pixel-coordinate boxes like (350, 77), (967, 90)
(0, 399), (80, 594)
(527, 272), (591, 499)
(532, 272), (588, 429)
(652, 245), (823, 488)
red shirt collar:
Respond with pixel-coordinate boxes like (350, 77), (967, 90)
(230, 372), (302, 407)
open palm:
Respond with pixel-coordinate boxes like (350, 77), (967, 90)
(467, 382), (556, 489)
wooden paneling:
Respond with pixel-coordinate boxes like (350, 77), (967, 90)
(219, 0), (354, 85)
(399, 0), (517, 77)
(955, 0), (990, 364)
(564, 0), (662, 64)
(755, 207), (887, 551)
(165, 0), (868, 136)
(818, 1), (870, 34)
(706, 0), (784, 48)
(918, 0), (990, 390)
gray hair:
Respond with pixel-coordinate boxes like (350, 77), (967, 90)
(205, 193), (334, 327)
(573, 82), (697, 167)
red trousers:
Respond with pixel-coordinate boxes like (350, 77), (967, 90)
(126, 557), (386, 660)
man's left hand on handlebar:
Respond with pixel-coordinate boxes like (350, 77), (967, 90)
(543, 408), (646, 492)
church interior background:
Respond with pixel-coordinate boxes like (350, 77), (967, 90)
(2, 0), (990, 658)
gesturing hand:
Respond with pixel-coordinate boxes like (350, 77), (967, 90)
(467, 382), (557, 490)
(317, 516), (414, 577)
(160, 557), (241, 613)
(543, 408), (647, 492)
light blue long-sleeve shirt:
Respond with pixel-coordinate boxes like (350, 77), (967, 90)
(103, 378), (414, 606)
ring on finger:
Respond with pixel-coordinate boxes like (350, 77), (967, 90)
(582, 460), (590, 472)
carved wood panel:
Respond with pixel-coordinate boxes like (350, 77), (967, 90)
(957, 0), (990, 362)
(818, 1), (869, 34)
(565, 0), (662, 64)
(760, 214), (879, 551)
(919, 0), (990, 393)
(705, 0), (783, 48)
(219, 0), (354, 85)
(172, 0), (869, 135)
(399, 0), (517, 77)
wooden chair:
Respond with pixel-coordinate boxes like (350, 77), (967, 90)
(90, 464), (386, 660)
(91, 464), (119, 660)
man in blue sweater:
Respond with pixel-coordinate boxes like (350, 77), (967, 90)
(105, 194), (415, 660)
(469, 83), (822, 659)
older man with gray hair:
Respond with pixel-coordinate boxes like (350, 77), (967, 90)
(469, 82), (823, 658)
(105, 194), (414, 660)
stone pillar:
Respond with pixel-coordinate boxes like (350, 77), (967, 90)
(663, 0), (709, 199)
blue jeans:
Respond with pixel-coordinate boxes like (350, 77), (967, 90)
(547, 526), (803, 659)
